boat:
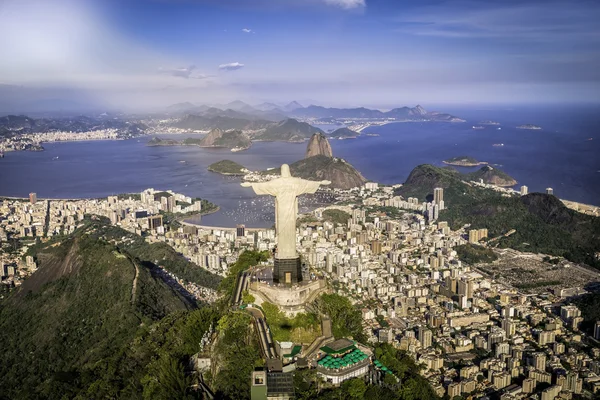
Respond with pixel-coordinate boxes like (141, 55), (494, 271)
(493, 143), (504, 147)
(472, 126), (485, 130)
(53, 156), (59, 160)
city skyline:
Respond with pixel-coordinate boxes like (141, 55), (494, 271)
(1, 0), (599, 112)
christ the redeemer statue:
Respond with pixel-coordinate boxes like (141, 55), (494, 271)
(241, 164), (330, 284)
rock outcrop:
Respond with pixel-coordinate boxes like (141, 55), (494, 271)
(305, 132), (333, 158)
(466, 165), (517, 187)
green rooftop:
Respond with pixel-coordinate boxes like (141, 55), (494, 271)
(283, 345), (302, 358)
(320, 338), (356, 355)
(317, 348), (369, 370)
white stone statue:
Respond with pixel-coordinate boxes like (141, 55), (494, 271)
(241, 164), (330, 259)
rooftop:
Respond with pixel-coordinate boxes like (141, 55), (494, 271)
(320, 338), (355, 355)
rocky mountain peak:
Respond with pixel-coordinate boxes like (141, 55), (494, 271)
(411, 105), (428, 115)
(305, 132), (333, 158)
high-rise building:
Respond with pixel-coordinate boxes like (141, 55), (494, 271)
(502, 318), (516, 337)
(457, 279), (474, 299)
(522, 378), (536, 393)
(29, 192), (37, 204)
(531, 352), (546, 371)
(594, 321), (600, 340)
(370, 239), (382, 255)
(520, 185), (528, 195)
(148, 215), (163, 230)
(418, 326), (432, 349)
(236, 224), (246, 237)
(540, 385), (561, 400)
(469, 228), (488, 244)
(546, 187), (554, 195)
(447, 382), (461, 398)
(433, 187), (444, 205)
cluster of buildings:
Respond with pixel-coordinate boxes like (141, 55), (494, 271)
(278, 184), (600, 398)
(0, 129), (123, 153)
(0, 189), (218, 301)
(2, 176), (600, 398)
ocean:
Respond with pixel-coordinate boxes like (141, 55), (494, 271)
(1, 105), (599, 227)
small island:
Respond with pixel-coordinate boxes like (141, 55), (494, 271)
(207, 160), (246, 176)
(517, 124), (542, 130)
(480, 120), (500, 125)
(443, 156), (488, 167)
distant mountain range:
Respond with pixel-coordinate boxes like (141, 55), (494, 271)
(289, 104), (462, 121)
(164, 101), (464, 122)
(0, 101), (463, 143)
(162, 101), (464, 143)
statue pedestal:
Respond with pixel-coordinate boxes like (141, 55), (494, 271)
(249, 278), (328, 317)
(274, 257), (302, 284)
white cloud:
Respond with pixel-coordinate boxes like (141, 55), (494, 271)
(218, 62), (245, 71)
(242, 28), (253, 33)
(323, 0), (366, 9)
(158, 65), (197, 78)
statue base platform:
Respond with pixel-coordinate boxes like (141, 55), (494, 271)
(249, 277), (328, 317)
(274, 257), (302, 284)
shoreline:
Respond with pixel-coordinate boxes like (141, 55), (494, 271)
(443, 160), (489, 167)
(178, 205), (221, 224)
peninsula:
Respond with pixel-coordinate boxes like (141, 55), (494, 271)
(443, 156), (488, 167)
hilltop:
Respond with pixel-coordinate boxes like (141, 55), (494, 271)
(466, 165), (517, 186)
(259, 133), (367, 189)
(199, 128), (252, 149)
(263, 156), (367, 190)
(253, 118), (323, 142)
(305, 132), (333, 158)
(396, 164), (600, 268)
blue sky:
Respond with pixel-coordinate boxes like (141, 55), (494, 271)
(0, 0), (599, 111)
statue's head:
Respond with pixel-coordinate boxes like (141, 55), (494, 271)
(281, 164), (291, 177)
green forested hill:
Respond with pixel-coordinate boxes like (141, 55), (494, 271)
(396, 164), (600, 268)
(0, 222), (200, 399)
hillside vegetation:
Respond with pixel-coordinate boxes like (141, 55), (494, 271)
(397, 164), (600, 268)
(0, 221), (197, 399)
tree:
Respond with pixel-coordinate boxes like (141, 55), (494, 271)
(342, 378), (367, 399)
(142, 356), (194, 400)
